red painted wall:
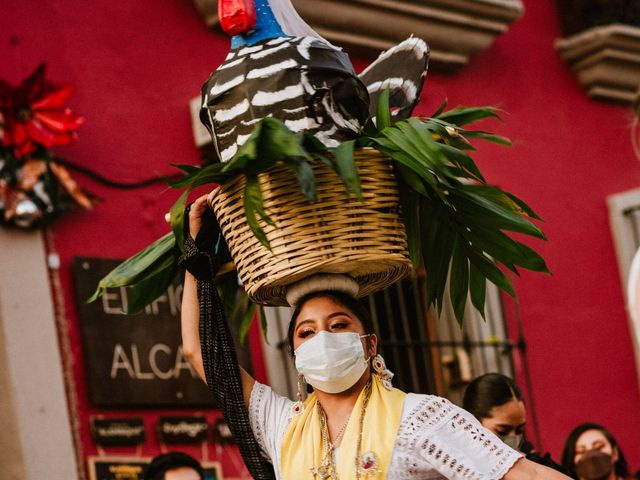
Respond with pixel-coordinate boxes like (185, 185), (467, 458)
(1, 1), (269, 477)
(2, 0), (640, 476)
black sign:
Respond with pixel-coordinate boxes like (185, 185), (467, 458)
(87, 457), (222, 480)
(73, 257), (215, 407)
(158, 416), (209, 444)
(73, 257), (255, 407)
(91, 418), (146, 446)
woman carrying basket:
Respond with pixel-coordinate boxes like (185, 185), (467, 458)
(181, 196), (570, 480)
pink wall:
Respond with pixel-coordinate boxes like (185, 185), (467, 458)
(2, 0), (640, 475)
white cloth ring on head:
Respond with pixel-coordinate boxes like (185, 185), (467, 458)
(285, 273), (359, 306)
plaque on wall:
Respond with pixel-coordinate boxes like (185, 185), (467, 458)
(86, 456), (223, 480)
(73, 257), (253, 407)
(158, 415), (209, 444)
(87, 456), (149, 480)
(91, 417), (146, 446)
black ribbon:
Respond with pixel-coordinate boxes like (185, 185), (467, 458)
(182, 205), (276, 479)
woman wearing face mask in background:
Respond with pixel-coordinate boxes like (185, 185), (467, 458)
(463, 373), (566, 473)
(182, 195), (572, 479)
(561, 423), (631, 480)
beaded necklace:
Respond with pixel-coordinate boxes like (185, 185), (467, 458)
(311, 380), (377, 480)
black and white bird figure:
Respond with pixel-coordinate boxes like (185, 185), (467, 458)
(201, 0), (429, 162)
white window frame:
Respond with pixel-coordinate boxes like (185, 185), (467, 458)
(607, 187), (640, 381)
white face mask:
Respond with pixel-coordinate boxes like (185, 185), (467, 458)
(294, 331), (369, 394)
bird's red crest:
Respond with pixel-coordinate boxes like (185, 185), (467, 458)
(219, 0), (257, 36)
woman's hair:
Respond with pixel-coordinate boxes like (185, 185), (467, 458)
(561, 423), (629, 479)
(286, 290), (374, 354)
(462, 373), (524, 421)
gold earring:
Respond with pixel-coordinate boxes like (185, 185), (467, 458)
(372, 354), (394, 390)
(290, 374), (305, 415)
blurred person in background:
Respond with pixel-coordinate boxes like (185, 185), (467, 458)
(144, 451), (205, 480)
(463, 372), (565, 472)
(561, 423), (631, 480)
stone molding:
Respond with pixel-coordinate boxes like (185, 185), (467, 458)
(556, 23), (640, 103)
(193, 0), (524, 71)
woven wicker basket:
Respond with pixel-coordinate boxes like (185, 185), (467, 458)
(208, 148), (412, 306)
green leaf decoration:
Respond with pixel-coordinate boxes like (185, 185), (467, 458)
(87, 232), (177, 303)
(167, 162), (228, 189)
(171, 163), (200, 174)
(243, 174), (275, 249)
(469, 262), (487, 320)
(463, 244), (515, 298)
(90, 99), (550, 329)
(430, 99), (448, 118)
(333, 140), (362, 200)
(453, 186), (545, 239)
(396, 175), (421, 267)
(283, 157), (316, 201)
(170, 190), (188, 255)
(127, 260), (181, 314)
(420, 199), (456, 312)
(238, 300), (257, 345)
(375, 88), (392, 131)
(436, 143), (485, 182)
(449, 238), (469, 327)
(259, 305), (269, 344)
(436, 106), (503, 126)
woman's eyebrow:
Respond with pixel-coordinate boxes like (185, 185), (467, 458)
(327, 311), (352, 319)
(295, 319), (316, 329)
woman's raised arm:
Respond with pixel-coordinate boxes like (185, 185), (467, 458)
(180, 194), (256, 407)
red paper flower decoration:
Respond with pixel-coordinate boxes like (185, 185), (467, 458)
(0, 64), (83, 156)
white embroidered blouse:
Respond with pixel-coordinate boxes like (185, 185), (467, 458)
(249, 382), (523, 479)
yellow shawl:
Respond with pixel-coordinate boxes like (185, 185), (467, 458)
(281, 376), (406, 479)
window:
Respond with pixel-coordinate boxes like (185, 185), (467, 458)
(607, 187), (640, 368)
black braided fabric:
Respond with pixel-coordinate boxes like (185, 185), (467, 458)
(197, 278), (276, 479)
(182, 205), (276, 479)
(180, 207), (220, 282)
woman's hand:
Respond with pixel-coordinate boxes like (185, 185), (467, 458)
(188, 194), (210, 240)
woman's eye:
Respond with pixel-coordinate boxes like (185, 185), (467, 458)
(299, 329), (315, 338)
(331, 322), (347, 330)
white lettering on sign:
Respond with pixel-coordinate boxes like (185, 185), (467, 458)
(102, 288), (128, 315)
(144, 283), (183, 316)
(161, 421), (207, 437)
(149, 344), (172, 380)
(131, 345), (154, 380)
(101, 284), (183, 316)
(111, 344), (135, 378)
(110, 344), (199, 380)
